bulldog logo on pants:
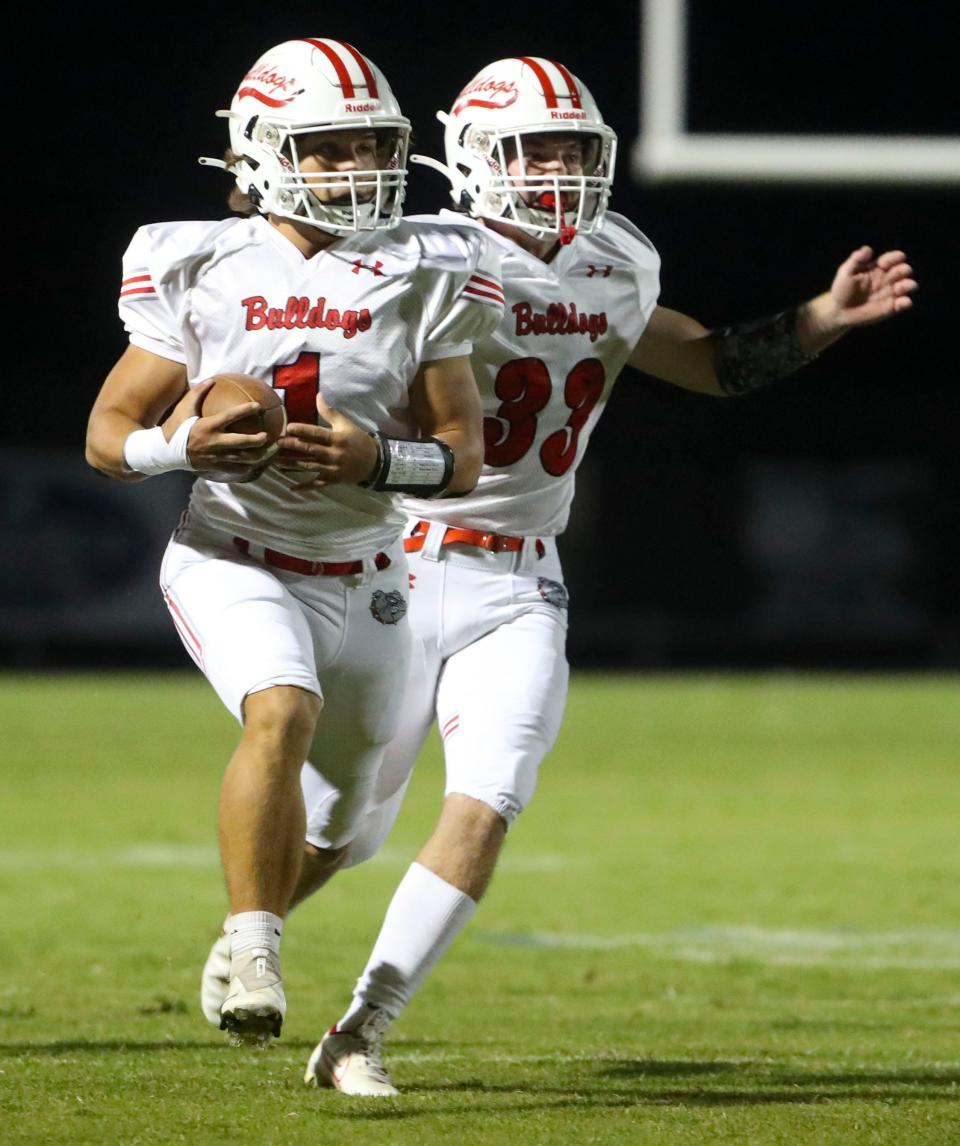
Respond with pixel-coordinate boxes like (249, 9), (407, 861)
(369, 589), (408, 625)
(537, 577), (569, 610)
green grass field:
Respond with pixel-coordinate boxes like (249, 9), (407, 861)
(3, 672), (960, 1144)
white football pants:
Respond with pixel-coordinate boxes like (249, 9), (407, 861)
(302, 519), (570, 861)
(160, 517), (411, 849)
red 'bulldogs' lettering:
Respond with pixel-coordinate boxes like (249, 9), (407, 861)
(241, 296), (373, 339)
(452, 76), (519, 114)
(512, 301), (608, 343)
(242, 64), (295, 94)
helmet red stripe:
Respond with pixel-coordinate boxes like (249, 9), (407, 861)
(549, 59), (582, 109)
(301, 37), (356, 98)
(334, 41), (380, 98)
(516, 57), (558, 108)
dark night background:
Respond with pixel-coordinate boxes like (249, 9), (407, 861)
(4, 2), (956, 669)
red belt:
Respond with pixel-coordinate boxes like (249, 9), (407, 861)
(403, 520), (544, 557)
(233, 537), (391, 576)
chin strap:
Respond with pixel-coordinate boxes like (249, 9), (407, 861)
(412, 110), (478, 215)
(199, 111), (239, 172)
(410, 152), (467, 201)
(408, 153), (455, 179)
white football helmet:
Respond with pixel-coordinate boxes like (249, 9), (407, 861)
(200, 38), (410, 234)
(412, 57), (616, 242)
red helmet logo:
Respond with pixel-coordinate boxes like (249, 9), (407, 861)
(452, 76), (519, 116)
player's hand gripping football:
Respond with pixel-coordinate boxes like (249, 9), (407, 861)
(275, 391), (379, 487)
(164, 380), (278, 480)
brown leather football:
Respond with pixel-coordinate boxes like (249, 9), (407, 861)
(198, 374), (287, 441)
(196, 374), (287, 483)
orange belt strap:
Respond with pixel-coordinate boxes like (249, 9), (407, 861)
(403, 520), (543, 556)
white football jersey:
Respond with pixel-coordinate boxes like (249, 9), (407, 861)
(118, 214), (503, 559)
(403, 211), (660, 536)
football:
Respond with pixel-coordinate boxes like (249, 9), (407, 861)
(196, 374), (287, 483)
(198, 374), (286, 440)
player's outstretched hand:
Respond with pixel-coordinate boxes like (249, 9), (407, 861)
(276, 391), (379, 487)
(829, 246), (918, 328)
(165, 380), (277, 480)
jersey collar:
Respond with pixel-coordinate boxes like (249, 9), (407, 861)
(434, 209), (570, 277)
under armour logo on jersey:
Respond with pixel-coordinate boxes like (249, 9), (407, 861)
(586, 264), (613, 278)
(352, 259), (384, 277)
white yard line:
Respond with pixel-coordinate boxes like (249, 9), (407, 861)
(6, 843), (959, 969)
(0, 845), (221, 869)
(0, 845), (576, 871)
(479, 925), (960, 969)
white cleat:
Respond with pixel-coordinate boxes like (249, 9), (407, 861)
(200, 930), (231, 1026)
(220, 947), (286, 1047)
(304, 1006), (397, 1096)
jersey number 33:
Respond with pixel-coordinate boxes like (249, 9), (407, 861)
(484, 357), (605, 476)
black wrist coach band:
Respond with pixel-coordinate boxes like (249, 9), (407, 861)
(360, 433), (456, 498)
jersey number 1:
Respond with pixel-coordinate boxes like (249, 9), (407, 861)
(272, 352), (320, 423)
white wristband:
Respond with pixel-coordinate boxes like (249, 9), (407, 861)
(122, 417), (198, 476)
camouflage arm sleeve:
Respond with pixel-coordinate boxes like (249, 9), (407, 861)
(712, 307), (819, 397)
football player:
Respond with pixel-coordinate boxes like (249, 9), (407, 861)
(199, 56), (917, 1086)
(86, 37), (504, 1048)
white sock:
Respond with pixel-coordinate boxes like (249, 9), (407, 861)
(338, 862), (476, 1028)
(227, 911), (283, 957)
